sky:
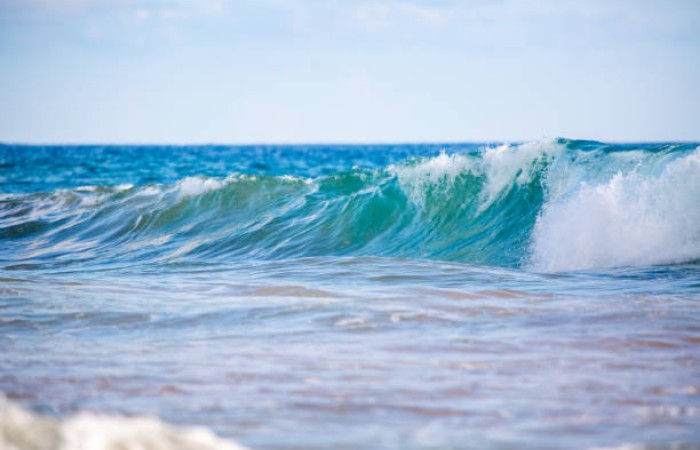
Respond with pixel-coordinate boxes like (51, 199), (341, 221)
(0, 0), (699, 144)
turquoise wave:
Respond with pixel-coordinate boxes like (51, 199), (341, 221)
(1, 139), (699, 271)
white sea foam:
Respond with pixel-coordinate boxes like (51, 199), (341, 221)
(278, 174), (313, 184)
(74, 185), (99, 193)
(177, 174), (311, 199)
(134, 186), (163, 197)
(479, 139), (562, 208)
(178, 176), (227, 198)
(390, 139), (562, 208)
(0, 396), (249, 450)
(389, 151), (475, 205)
(530, 148), (700, 272)
(115, 184), (134, 192)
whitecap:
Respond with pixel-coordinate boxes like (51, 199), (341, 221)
(0, 396), (250, 450)
(530, 148), (700, 271)
(178, 176), (227, 198)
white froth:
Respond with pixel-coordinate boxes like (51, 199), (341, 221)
(479, 139), (562, 208)
(0, 396), (249, 450)
(391, 140), (562, 209)
(115, 184), (134, 192)
(278, 174), (312, 184)
(136, 186), (163, 197)
(178, 176), (227, 198)
(530, 148), (700, 272)
(390, 151), (475, 205)
(75, 185), (99, 192)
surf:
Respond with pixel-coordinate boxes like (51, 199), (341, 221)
(1, 139), (699, 272)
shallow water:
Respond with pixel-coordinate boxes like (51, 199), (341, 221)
(1, 140), (699, 449)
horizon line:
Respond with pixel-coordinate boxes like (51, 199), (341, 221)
(1, 137), (700, 147)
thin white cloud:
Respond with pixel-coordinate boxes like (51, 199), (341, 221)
(134, 8), (150, 21)
(0, 0), (229, 20)
(399, 4), (446, 25)
(353, 1), (447, 29)
(355, 3), (391, 29)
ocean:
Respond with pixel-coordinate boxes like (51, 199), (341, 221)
(1, 138), (699, 449)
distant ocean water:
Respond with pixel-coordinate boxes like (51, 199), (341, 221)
(1, 139), (699, 449)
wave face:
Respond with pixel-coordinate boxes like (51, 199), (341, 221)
(1, 139), (699, 271)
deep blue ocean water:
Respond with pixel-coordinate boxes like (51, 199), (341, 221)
(1, 139), (699, 449)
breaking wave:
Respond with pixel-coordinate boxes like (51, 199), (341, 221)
(1, 139), (699, 272)
(0, 396), (248, 450)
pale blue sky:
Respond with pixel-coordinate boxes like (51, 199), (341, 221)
(1, 0), (699, 144)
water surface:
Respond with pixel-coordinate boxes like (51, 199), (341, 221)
(1, 139), (699, 449)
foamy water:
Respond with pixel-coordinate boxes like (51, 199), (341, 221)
(1, 396), (248, 450)
(530, 146), (700, 271)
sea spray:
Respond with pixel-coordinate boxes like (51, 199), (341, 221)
(529, 146), (700, 271)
